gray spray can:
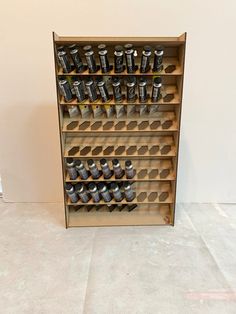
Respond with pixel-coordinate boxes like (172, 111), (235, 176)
(87, 159), (100, 179)
(75, 183), (89, 203)
(66, 158), (78, 180)
(75, 160), (89, 180)
(65, 183), (78, 203)
(98, 183), (112, 202)
(124, 181), (135, 202)
(100, 158), (112, 179)
(125, 160), (135, 179)
(111, 182), (123, 202)
(88, 183), (101, 203)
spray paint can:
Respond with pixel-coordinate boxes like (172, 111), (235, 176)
(75, 183), (89, 203)
(87, 159), (100, 179)
(125, 160), (135, 179)
(59, 79), (73, 102)
(73, 80), (86, 102)
(88, 182), (100, 203)
(97, 80), (110, 102)
(126, 76), (136, 102)
(124, 181), (135, 202)
(110, 182), (123, 202)
(98, 44), (110, 73)
(75, 160), (89, 180)
(124, 44), (136, 73)
(138, 78), (148, 103)
(85, 79), (98, 102)
(66, 157), (78, 180)
(65, 183), (78, 203)
(56, 46), (65, 66)
(100, 158), (112, 179)
(153, 45), (164, 72)
(98, 182), (112, 202)
(151, 77), (162, 102)
(112, 77), (123, 102)
(112, 159), (124, 179)
(83, 45), (97, 73)
(69, 48), (84, 73)
(140, 45), (152, 73)
(57, 51), (72, 73)
(114, 45), (124, 73)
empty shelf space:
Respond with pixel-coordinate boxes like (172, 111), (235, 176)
(65, 159), (175, 182)
(68, 204), (172, 227)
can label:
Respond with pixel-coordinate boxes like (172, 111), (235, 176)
(100, 55), (107, 68)
(141, 55), (148, 69)
(115, 55), (123, 72)
(86, 55), (94, 70)
(127, 54), (133, 67)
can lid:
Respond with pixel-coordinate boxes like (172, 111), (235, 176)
(85, 79), (93, 85)
(125, 160), (132, 167)
(87, 159), (94, 166)
(57, 45), (65, 51)
(75, 183), (83, 192)
(154, 76), (162, 84)
(110, 182), (118, 190)
(115, 45), (123, 52)
(73, 79), (82, 86)
(97, 80), (105, 87)
(127, 76), (136, 84)
(88, 182), (96, 190)
(124, 43), (133, 50)
(66, 157), (73, 164)
(100, 158), (107, 165)
(75, 159), (82, 166)
(144, 45), (152, 52)
(65, 183), (73, 190)
(83, 45), (92, 51)
(139, 77), (147, 84)
(68, 44), (77, 50)
(98, 44), (106, 50)
(123, 181), (130, 188)
(155, 45), (164, 52)
(112, 77), (120, 84)
(112, 159), (119, 166)
(97, 182), (105, 190)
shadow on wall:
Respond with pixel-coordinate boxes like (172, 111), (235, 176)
(1, 103), (63, 202)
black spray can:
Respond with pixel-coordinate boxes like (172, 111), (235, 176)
(98, 183), (112, 202)
(59, 79), (73, 102)
(100, 158), (112, 179)
(56, 46), (65, 66)
(140, 46), (152, 73)
(112, 159), (124, 179)
(88, 182), (100, 203)
(73, 80), (86, 102)
(151, 77), (162, 102)
(57, 51), (72, 73)
(126, 76), (136, 102)
(75, 160), (89, 180)
(75, 183), (89, 203)
(124, 44), (136, 73)
(70, 48), (84, 73)
(65, 183), (78, 203)
(85, 79), (98, 102)
(87, 159), (100, 179)
(112, 77), (123, 102)
(98, 44), (110, 73)
(66, 157), (78, 180)
(83, 45), (97, 73)
(114, 45), (124, 73)
(124, 181), (135, 202)
(153, 45), (164, 72)
(97, 80), (110, 102)
(125, 160), (135, 179)
(110, 182), (123, 202)
(138, 78), (148, 103)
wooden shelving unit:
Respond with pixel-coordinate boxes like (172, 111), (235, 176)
(53, 33), (186, 227)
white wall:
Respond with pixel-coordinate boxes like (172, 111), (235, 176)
(0, 0), (235, 203)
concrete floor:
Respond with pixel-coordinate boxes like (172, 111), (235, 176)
(0, 200), (236, 314)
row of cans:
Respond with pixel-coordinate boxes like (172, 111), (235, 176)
(66, 158), (135, 181)
(65, 181), (135, 204)
(71, 204), (137, 212)
(59, 76), (162, 103)
(57, 43), (164, 74)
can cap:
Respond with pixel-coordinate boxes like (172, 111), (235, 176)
(87, 159), (94, 166)
(88, 182), (96, 190)
(127, 76), (136, 84)
(125, 160), (132, 167)
(98, 44), (106, 50)
(155, 45), (164, 52)
(110, 182), (118, 190)
(68, 44), (77, 50)
(57, 45), (65, 52)
(139, 77), (147, 84)
(65, 183), (73, 190)
(144, 45), (152, 52)
(97, 182), (105, 190)
(124, 43), (133, 50)
(115, 45), (123, 52)
(123, 181), (130, 188)
(75, 160), (82, 166)
(100, 158), (107, 165)
(112, 159), (119, 166)
(112, 77), (120, 84)
(75, 183), (84, 192)
(83, 45), (92, 51)
(154, 77), (162, 84)
(66, 157), (73, 164)
(97, 80), (105, 87)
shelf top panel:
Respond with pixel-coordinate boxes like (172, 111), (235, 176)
(54, 33), (186, 45)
